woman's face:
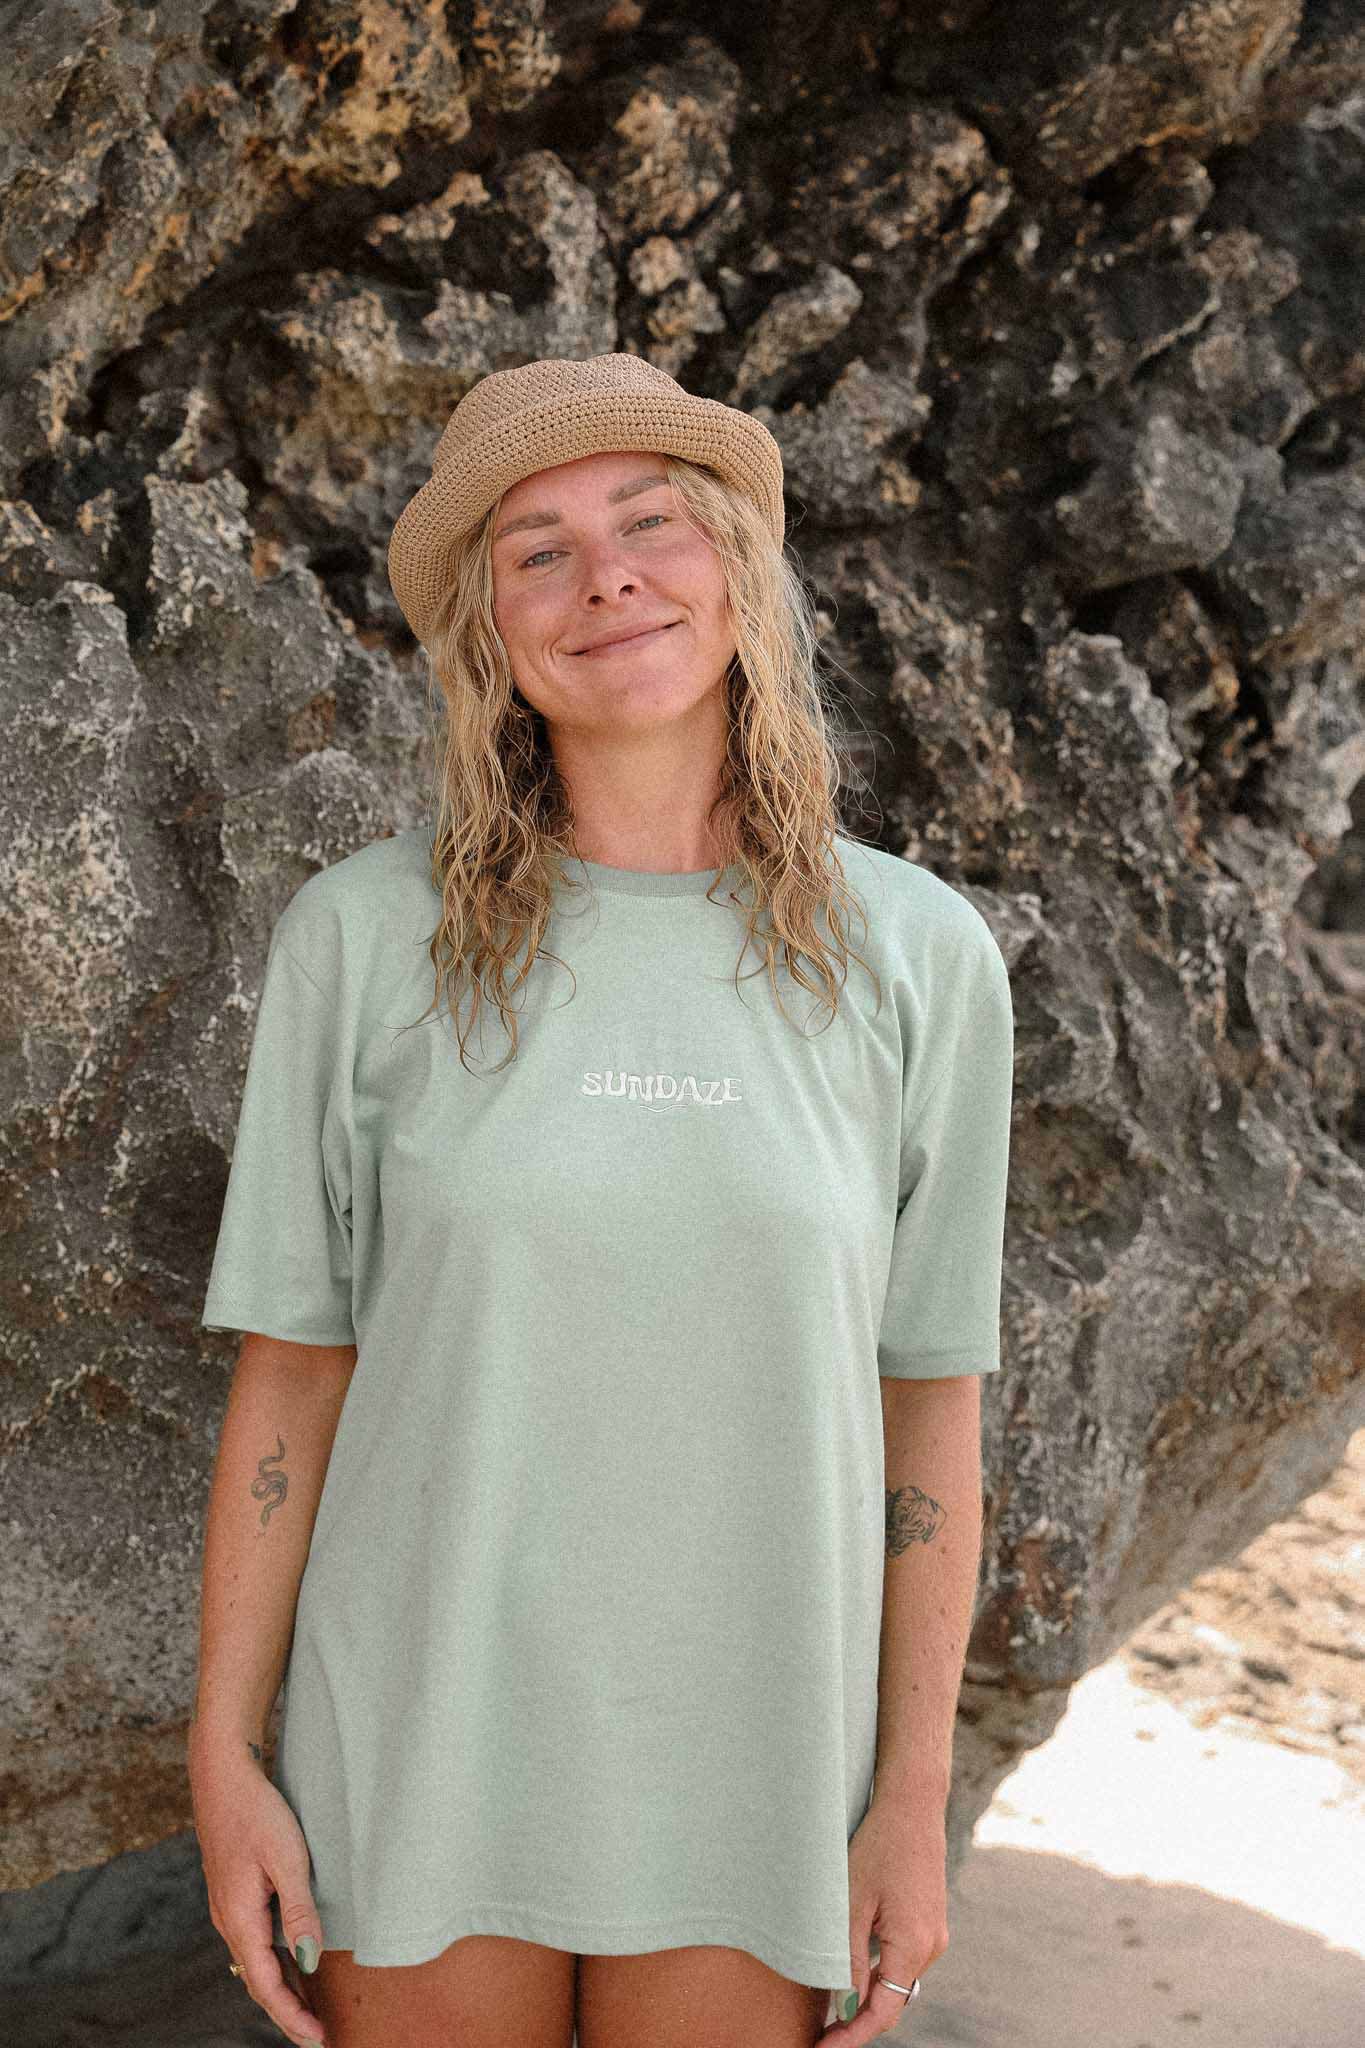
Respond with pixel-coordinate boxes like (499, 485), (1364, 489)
(489, 450), (737, 740)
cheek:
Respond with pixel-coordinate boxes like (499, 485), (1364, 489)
(668, 538), (729, 618)
(694, 567), (734, 640)
(496, 585), (556, 651)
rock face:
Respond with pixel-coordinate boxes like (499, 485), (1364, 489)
(1, 0), (1363, 1970)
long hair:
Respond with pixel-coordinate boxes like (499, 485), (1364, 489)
(404, 452), (883, 1073)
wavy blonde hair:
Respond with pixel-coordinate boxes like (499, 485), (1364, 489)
(405, 452), (884, 1073)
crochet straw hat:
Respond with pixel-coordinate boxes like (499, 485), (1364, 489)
(386, 352), (787, 645)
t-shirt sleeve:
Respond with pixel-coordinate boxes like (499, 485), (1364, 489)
(877, 912), (1014, 1379)
(200, 909), (356, 1348)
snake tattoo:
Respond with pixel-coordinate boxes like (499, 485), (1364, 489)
(250, 1434), (289, 1528)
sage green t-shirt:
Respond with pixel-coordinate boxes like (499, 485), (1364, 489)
(200, 826), (1013, 1989)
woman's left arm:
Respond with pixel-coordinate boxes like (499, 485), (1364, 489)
(873, 1371), (985, 1812)
(824, 1374), (987, 2037)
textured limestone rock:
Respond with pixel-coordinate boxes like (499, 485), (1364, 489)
(1, 0), (1362, 1980)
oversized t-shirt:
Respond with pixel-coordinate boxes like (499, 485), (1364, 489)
(199, 825), (1014, 1991)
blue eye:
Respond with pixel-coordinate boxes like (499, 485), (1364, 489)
(520, 513), (667, 571)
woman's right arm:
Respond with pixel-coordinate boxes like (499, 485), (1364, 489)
(189, 1332), (355, 1767)
(188, 1332), (355, 2048)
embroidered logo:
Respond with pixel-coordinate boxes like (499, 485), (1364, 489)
(580, 1070), (743, 1108)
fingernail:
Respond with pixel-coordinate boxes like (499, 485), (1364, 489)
(839, 1988), (859, 2023)
(295, 1936), (320, 1973)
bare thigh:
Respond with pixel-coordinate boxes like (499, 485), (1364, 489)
(299, 1936), (577, 2048)
(575, 1945), (831, 2048)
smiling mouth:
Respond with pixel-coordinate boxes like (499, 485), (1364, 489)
(573, 623), (680, 656)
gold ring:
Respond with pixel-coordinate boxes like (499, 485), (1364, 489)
(229, 1960), (246, 1977)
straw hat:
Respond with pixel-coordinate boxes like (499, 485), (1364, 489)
(386, 352), (787, 645)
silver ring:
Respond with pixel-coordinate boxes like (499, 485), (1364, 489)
(877, 1972), (920, 1999)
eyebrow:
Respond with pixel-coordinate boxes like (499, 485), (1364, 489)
(492, 472), (669, 544)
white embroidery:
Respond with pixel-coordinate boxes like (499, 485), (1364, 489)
(580, 1070), (744, 1107)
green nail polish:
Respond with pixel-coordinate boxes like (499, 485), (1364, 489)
(295, 1936), (320, 1973)
(840, 1989), (859, 2023)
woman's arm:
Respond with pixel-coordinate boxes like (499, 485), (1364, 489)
(871, 1372), (985, 1810)
(189, 1333), (355, 1773)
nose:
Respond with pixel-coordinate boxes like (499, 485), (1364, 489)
(570, 531), (645, 605)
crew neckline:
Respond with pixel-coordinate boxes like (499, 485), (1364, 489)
(412, 826), (745, 899)
(561, 856), (744, 898)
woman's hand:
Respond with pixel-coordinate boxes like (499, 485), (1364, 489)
(189, 1740), (328, 2048)
(819, 1795), (949, 2042)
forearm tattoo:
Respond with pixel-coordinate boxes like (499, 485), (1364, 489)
(885, 1481), (947, 1557)
(250, 1434), (289, 1528)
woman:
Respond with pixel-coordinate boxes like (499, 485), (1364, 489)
(188, 352), (1014, 2048)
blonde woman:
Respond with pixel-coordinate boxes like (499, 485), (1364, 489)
(188, 353), (1014, 2048)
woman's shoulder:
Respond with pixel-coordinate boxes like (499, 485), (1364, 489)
(832, 832), (1001, 959)
(272, 826), (437, 984)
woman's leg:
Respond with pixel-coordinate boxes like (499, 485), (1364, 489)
(576, 1945), (831, 2048)
(300, 1934), (577, 2048)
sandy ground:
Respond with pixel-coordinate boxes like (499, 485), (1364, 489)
(4, 1429), (1362, 2046)
(905, 1423), (1365, 2048)
(907, 1661), (1364, 2047)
